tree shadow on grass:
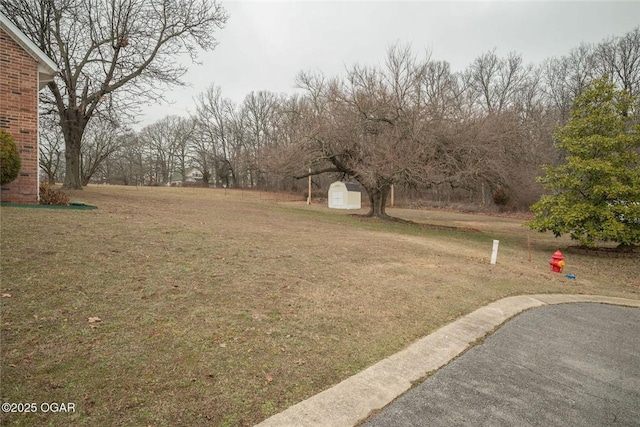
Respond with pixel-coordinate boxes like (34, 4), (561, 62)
(349, 214), (482, 233)
(566, 244), (639, 258)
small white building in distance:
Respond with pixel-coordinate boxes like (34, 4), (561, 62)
(328, 181), (361, 209)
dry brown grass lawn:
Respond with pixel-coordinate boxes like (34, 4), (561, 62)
(1, 185), (638, 426)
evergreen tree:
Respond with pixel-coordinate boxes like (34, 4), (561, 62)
(528, 77), (640, 248)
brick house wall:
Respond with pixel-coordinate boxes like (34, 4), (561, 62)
(0, 26), (39, 203)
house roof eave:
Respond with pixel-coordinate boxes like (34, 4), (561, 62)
(1, 12), (58, 89)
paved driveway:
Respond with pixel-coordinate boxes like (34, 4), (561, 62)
(363, 303), (640, 426)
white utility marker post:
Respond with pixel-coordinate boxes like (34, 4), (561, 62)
(490, 239), (500, 265)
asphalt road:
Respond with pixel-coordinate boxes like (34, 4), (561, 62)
(363, 303), (640, 427)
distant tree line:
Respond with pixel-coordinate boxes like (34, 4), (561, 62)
(38, 27), (640, 212)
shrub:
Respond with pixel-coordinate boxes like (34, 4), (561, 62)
(0, 129), (22, 185)
(39, 184), (70, 205)
(492, 187), (509, 207)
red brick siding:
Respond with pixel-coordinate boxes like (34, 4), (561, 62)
(0, 27), (40, 203)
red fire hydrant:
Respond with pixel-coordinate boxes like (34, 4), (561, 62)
(550, 250), (565, 273)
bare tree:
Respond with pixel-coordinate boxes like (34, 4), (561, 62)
(193, 86), (237, 187)
(259, 94), (315, 192)
(227, 107), (250, 187)
(1, 0), (228, 189)
(543, 43), (597, 124)
(466, 49), (501, 114)
(189, 124), (215, 186)
(293, 44), (459, 218)
(80, 119), (129, 185)
(241, 91), (280, 188)
(138, 115), (192, 185)
(420, 60), (460, 119)
(139, 118), (172, 185)
(106, 132), (146, 185)
(39, 115), (65, 184)
(171, 117), (195, 185)
(594, 27), (640, 99)
(466, 50), (530, 114)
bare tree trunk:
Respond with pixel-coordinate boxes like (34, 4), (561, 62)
(63, 132), (83, 189)
(366, 185), (390, 218)
(202, 169), (210, 187)
(57, 101), (88, 189)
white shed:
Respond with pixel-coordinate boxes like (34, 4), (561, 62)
(328, 181), (361, 209)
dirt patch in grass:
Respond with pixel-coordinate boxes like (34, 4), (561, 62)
(1, 186), (638, 426)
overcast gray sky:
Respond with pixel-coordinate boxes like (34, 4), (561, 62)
(136, 0), (640, 128)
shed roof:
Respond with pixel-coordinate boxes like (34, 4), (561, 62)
(0, 12), (58, 90)
(344, 182), (361, 192)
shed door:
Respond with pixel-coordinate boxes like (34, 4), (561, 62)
(332, 191), (344, 207)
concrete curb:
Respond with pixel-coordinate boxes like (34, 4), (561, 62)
(255, 294), (640, 427)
